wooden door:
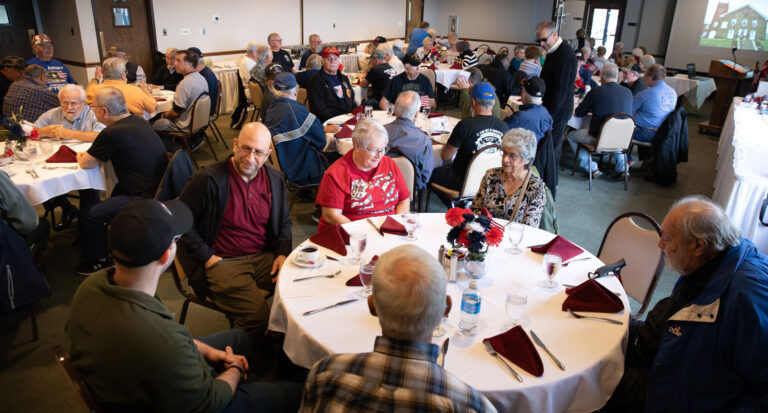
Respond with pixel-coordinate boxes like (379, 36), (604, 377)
(91, 0), (155, 77)
(405, 0), (424, 39)
(0, 0), (37, 59)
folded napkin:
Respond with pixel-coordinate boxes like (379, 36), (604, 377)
(483, 326), (544, 377)
(351, 105), (364, 115)
(154, 97), (167, 101)
(334, 125), (353, 139)
(428, 63), (438, 70)
(563, 279), (624, 313)
(344, 115), (358, 126)
(46, 145), (77, 163)
(310, 224), (350, 256)
(380, 216), (408, 236)
(428, 112), (444, 118)
(450, 62), (462, 69)
(346, 255), (379, 286)
(530, 235), (584, 262)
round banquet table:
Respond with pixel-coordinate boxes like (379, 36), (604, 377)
(268, 213), (630, 413)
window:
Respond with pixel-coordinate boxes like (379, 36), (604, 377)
(0, 4), (10, 26)
(753, 20), (758, 27)
(731, 18), (737, 26)
(702, 31), (707, 37)
(750, 30), (756, 40)
(742, 19), (748, 27)
(721, 21), (727, 29)
(727, 29), (734, 39)
(112, 7), (131, 27)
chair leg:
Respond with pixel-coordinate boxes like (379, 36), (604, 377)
(571, 147), (578, 176)
(30, 306), (39, 341)
(211, 122), (228, 149)
(425, 187), (432, 212)
(203, 131), (218, 161)
(588, 154), (593, 191)
(624, 153), (629, 191)
(208, 121), (220, 143)
(179, 138), (199, 169)
(179, 299), (191, 325)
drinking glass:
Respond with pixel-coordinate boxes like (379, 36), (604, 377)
(364, 105), (373, 118)
(347, 231), (367, 265)
(386, 104), (394, 119)
(404, 213), (419, 241)
(505, 222), (524, 254)
(504, 293), (527, 329)
(422, 106), (432, 119)
(359, 260), (375, 297)
(40, 141), (54, 157)
(433, 316), (449, 337)
(541, 253), (562, 289)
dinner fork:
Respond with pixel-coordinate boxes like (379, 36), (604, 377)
(566, 308), (623, 325)
(293, 270), (341, 282)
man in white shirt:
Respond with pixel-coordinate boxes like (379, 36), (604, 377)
(35, 84), (105, 142)
(239, 42), (259, 101)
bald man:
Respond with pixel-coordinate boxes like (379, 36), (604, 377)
(178, 123), (292, 342)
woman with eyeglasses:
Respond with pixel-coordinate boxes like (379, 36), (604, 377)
(471, 128), (547, 227)
(316, 118), (411, 230)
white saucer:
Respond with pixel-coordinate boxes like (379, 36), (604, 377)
(292, 253), (327, 268)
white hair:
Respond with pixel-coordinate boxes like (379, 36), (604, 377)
(255, 44), (271, 64)
(352, 118), (388, 149)
(273, 86), (298, 99)
(632, 48), (643, 57)
(601, 63), (619, 81)
(58, 84), (86, 102)
(502, 128), (537, 164)
(165, 47), (178, 55)
(670, 196), (740, 253)
(102, 57), (126, 80)
(523, 94), (542, 105)
(246, 42), (259, 54)
(95, 86), (128, 116)
(422, 37), (433, 47)
(394, 91), (420, 120)
(641, 54), (656, 69)
(372, 245), (447, 340)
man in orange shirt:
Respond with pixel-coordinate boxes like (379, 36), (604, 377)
(86, 57), (157, 118)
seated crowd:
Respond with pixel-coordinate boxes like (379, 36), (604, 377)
(2, 20), (766, 413)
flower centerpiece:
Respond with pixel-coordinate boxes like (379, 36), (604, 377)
(445, 207), (503, 277)
(1, 108), (38, 154)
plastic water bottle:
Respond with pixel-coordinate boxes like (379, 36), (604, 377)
(459, 280), (481, 335)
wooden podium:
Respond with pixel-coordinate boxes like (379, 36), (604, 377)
(699, 60), (750, 134)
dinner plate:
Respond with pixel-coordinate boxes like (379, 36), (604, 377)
(291, 253), (327, 268)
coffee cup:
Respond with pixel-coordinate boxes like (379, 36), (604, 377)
(298, 246), (319, 264)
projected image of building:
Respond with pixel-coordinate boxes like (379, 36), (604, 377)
(701, 1), (768, 50)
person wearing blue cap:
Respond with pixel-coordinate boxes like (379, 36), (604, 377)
(429, 82), (508, 206)
(188, 47), (219, 116)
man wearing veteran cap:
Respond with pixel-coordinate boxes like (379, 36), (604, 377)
(66, 199), (302, 412)
(359, 48), (396, 106)
(621, 64), (647, 96)
(307, 46), (357, 122)
(380, 52), (435, 110)
(27, 34), (76, 92)
(0, 57), (26, 116)
(503, 76), (552, 141)
(106, 44), (146, 83)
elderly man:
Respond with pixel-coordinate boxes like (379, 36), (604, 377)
(359, 49), (395, 106)
(380, 53), (435, 110)
(383, 91), (434, 190)
(86, 57), (157, 117)
(35, 84), (105, 142)
(509, 45), (525, 74)
(456, 67), (500, 120)
(382, 45), (404, 75)
(26, 34), (76, 92)
(106, 45), (145, 83)
(300, 245), (496, 412)
(0, 57), (26, 116)
(178, 123), (291, 343)
(505, 76), (552, 141)
(188, 47), (219, 116)
(536, 21), (577, 168)
(566, 63), (632, 178)
(316, 119), (410, 229)
(296, 54), (321, 89)
(2, 64), (58, 122)
(299, 34), (323, 70)
(268, 33), (294, 73)
(307, 47), (357, 122)
(76, 87), (168, 275)
(239, 42), (262, 101)
(152, 49), (208, 142)
(621, 64), (647, 96)
(67, 199), (302, 412)
(0, 171), (49, 251)
(150, 47), (183, 91)
(430, 83), (508, 204)
(407, 21), (431, 54)
(604, 196), (768, 413)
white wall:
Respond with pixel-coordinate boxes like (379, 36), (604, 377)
(561, 1), (586, 41)
(628, 0), (676, 56)
(303, 0), (407, 43)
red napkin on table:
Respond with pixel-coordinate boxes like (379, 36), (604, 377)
(334, 125), (353, 139)
(310, 224), (350, 256)
(428, 63), (438, 70)
(530, 235), (584, 262)
(155, 97), (167, 101)
(563, 279), (624, 313)
(351, 105), (364, 115)
(343, 116), (357, 126)
(46, 145), (77, 163)
(450, 62), (462, 69)
(346, 255), (379, 286)
(483, 326), (544, 377)
(380, 216), (408, 236)
(428, 113), (444, 118)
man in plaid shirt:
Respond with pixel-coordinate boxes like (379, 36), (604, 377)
(2, 64), (58, 122)
(300, 245), (497, 412)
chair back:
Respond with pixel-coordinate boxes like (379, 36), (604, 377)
(190, 94), (211, 134)
(499, 105), (513, 121)
(597, 212), (664, 318)
(297, 87), (308, 106)
(460, 144), (502, 199)
(154, 150), (195, 200)
(267, 139), (281, 171)
(55, 348), (103, 413)
(391, 153), (416, 202)
(170, 256), (192, 294)
(249, 82), (263, 109)
(420, 68), (436, 95)
(595, 113), (635, 153)
(478, 54), (494, 65)
(210, 79), (223, 121)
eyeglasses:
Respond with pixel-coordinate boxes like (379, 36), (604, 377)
(364, 146), (388, 156)
(502, 151), (520, 161)
(536, 32), (553, 44)
(235, 143), (269, 158)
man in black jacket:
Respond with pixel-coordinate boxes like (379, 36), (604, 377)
(178, 122), (292, 342)
(537, 20), (577, 170)
(307, 47), (357, 122)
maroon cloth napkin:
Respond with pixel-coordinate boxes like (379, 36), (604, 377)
(344, 116), (357, 126)
(334, 125), (353, 139)
(46, 145), (77, 163)
(450, 62), (462, 69)
(346, 255), (379, 286)
(563, 279), (624, 313)
(351, 105), (364, 115)
(483, 326), (544, 377)
(154, 97), (167, 101)
(380, 216), (408, 236)
(310, 224), (350, 256)
(530, 235), (584, 262)
(428, 63), (438, 70)
(428, 112), (444, 118)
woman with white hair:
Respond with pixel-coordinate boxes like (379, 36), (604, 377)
(471, 128), (547, 226)
(417, 37), (440, 63)
(248, 44), (273, 86)
(316, 118), (411, 230)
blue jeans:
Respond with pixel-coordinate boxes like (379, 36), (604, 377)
(615, 126), (657, 173)
(566, 129), (598, 173)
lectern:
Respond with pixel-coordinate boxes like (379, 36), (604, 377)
(699, 59), (750, 134)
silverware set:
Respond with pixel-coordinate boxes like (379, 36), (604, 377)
(293, 270), (341, 282)
(483, 341), (523, 382)
(25, 168), (39, 179)
(42, 165), (78, 170)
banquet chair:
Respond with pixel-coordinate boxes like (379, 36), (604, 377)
(297, 87), (308, 107)
(571, 113), (635, 190)
(420, 67), (437, 98)
(499, 105), (514, 121)
(170, 257), (235, 328)
(156, 93), (216, 169)
(426, 144), (502, 211)
(248, 81), (264, 122)
(208, 79), (228, 149)
(390, 149), (419, 210)
(54, 347), (103, 413)
(597, 212), (664, 319)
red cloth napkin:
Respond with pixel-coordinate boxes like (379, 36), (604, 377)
(351, 105), (364, 115)
(334, 125), (353, 139)
(310, 224), (350, 256)
(155, 97), (167, 101)
(450, 62), (462, 69)
(380, 216), (407, 236)
(343, 116), (357, 126)
(563, 279), (624, 313)
(530, 235), (584, 262)
(346, 255), (379, 286)
(483, 326), (544, 377)
(428, 63), (438, 70)
(428, 113), (444, 118)
(46, 145), (77, 163)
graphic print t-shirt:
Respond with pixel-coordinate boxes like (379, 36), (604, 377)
(27, 57), (76, 92)
(447, 115), (509, 179)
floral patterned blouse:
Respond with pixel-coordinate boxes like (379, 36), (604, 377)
(471, 168), (547, 227)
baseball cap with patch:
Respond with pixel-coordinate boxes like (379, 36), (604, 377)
(622, 64), (643, 74)
(2, 56), (26, 70)
(402, 53), (421, 67)
(374, 36), (388, 44)
(470, 82), (495, 100)
(107, 45), (125, 54)
(32, 34), (55, 46)
(265, 62), (284, 80)
(188, 47), (203, 58)
(322, 47), (340, 58)
(371, 48), (387, 60)
(274, 72), (297, 90)
(523, 76), (546, 97)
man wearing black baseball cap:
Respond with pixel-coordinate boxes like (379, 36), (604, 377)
(504, 76), (552, 141)
(621, 64), (647, 96)
(188, 47), (219, 116)
(379, 52), (435, 110)
(1, 56), (26, 116)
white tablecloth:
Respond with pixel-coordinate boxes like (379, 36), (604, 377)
(341, 53), (363, 74)
(425, 63), (470, 89)
(268, 213), (629, 413)
(2, 140), (106, 205)
(712, 97), (768, 253)
(664, 75), (716, 111)
(212, 67), (239, 115)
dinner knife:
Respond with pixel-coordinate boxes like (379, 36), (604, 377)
(302, 299), (359, 316)
(483, 341), (523, 382)
(367, 218), (384, 236)
(530, 330), (565, 371)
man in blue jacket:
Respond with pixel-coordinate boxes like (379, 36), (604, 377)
(604, 196), (768, 413)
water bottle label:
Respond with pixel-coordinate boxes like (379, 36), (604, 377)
(461, 296), (481, 314)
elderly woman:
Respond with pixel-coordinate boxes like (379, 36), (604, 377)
(316, 119), (411, 230)
(248, 44), (273, 86)
(417, 37), (440, 63)
(440, 32), (460, 62)
(471, 128), (546, 227)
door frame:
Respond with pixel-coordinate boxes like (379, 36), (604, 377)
(583, 0), (626, 45)
(405, 0), (424, 38)
(90, 0), (157, 63)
